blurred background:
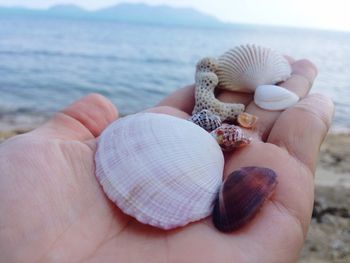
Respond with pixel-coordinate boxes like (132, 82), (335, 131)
(0, 1), (349, 262)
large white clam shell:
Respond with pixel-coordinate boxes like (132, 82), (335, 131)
(216, 44), (292, 93)
(95, 113), (224, 230)
(254, 85), (299, 111)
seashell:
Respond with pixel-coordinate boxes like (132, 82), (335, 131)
(213, 166), (278, 232)
(95, 113), (224, 230)
(254, 85), (299, 111)
(193, 57), (245, 121)
(237, 112), (258, 129)
(216, 44), (292, 93)
(210, 124), (251, 151)
(189, 109), (222, 132)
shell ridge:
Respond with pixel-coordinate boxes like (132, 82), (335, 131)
(245, 45), (257, 78)
(98, 120), (129, 197)
(216, 44), (292, 92)
(96, 117), (145, 216)
(134, 115), (190, 224)
(235, 47), (250, 75)
(95, 113), (225, 229)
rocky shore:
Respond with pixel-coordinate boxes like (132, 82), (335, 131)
(299, 133), (350, 263)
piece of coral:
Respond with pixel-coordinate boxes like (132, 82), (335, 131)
(193, 57), (245, 121)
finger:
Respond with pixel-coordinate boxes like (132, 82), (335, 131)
(282, 59), (316, 96)
(157, 85), (195, 114)
(268, 93), (334, 172)
(215, 89), (253, 106)
(284, 55), (296, 64)
(32, 93), (119, 141)
(245, 59), (318, 141)
(144, 106), (190, 119)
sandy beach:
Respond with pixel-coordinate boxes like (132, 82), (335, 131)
(0, 118), (349, 263)
(299, 133), (350, 263)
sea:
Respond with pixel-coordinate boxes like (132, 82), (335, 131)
(0, 16), (349, 131)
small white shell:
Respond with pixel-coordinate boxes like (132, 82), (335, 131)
(254, 85), (299, 111)
(216, 44), (292, 93)
(95, 113), (224, 230)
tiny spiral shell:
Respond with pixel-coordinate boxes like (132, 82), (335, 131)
(210, 124), (252, 151)
(189, 109), (222, 132)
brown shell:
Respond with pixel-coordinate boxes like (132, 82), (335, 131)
(210, 124), (251, 151)
(237, 112), (258, 129)
(213, 166), (277, 232)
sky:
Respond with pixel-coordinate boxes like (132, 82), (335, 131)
(0, 0), (349, 32)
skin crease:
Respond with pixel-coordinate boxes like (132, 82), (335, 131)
(0, 57), (334, 263)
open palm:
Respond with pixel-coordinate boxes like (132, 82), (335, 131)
(0, 58), (333, 263)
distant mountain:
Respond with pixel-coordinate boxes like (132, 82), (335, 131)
(47, 4), (85, 14)
(46, 4), (86, 18)
(0, 6), (37, 15)
(0, 3), (225, 27)
(95, 3), (222, 26)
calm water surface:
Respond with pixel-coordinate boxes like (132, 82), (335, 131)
(0, 16), (349, 130)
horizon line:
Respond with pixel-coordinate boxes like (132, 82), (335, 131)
(0, 2), (202, 12)
(0, 3), (349, 33)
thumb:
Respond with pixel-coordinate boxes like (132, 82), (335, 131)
(32, 93), (118, 141)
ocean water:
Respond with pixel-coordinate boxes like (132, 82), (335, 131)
(0, 16), (349, 131)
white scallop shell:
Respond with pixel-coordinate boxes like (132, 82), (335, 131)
(95, 113), (224, 230)
(216, 44), (292, 93)
(254, 85), (299, 111)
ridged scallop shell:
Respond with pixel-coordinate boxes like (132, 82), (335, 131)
(254, 85), (299, 111)
(216, 44), (292, 93)
(95, 113), (224, 230)
(213, 167), (278, 232)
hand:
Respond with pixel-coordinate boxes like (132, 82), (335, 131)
(0, 58), (333, 263)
